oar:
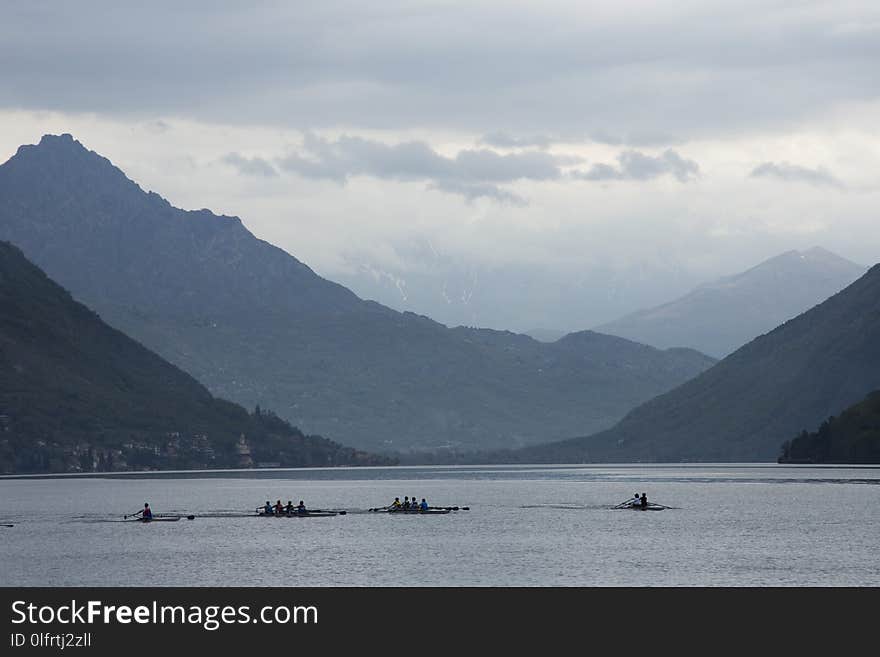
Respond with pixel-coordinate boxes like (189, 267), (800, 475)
(1, 524), (13, 528)
(123, 509), (143, 519)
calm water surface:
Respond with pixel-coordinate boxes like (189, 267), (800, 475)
(1, 464), (878, 586)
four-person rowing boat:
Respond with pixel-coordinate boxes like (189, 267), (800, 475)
(256, 510), (341, 518)
(383, 507), (450, 515)
(256, 500), (346, 517)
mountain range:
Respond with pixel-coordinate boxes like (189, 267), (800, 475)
(0, 241), (390, 473)
(508, 262), (880, 462)
(596, 248), (866, 358)
(0, 134), (716, 453)
(334, 245), (701, 336)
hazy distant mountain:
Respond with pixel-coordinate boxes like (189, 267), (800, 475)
(779, 390), (880, 464)
(0, 134), (716, 453)
(595, 249), (866, 357)
(334, 244), (701, 334)
(509, 263), (880, 463)
(0, 241), (390, 473)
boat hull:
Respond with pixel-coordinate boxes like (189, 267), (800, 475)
(257, 511), (338, 518)
(126, 517), (181, 522)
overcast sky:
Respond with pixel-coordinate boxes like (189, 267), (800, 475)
(1, 1), (878, 329)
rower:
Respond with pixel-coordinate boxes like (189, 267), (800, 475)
(263, 501), (273, 516)
(274, 499), (283, 515)
(296, 500), (307, 515)
(141, 503), (152, 520)
(632, 493), (640, 507)
(390, 497), (402, 509)
(285, 500), (295, 515)
(419, 498), (429, 511)
(403, 496), (410, 509)
(640, 493), (648, 509)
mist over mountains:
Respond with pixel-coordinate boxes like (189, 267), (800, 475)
(336, 237), (864, 363)
(511, 262), (880, 463)
(334, 243), (699, 335)
(596, 248), (866, 357)
(0, 134), (716, 454)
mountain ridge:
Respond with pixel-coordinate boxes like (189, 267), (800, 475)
(595, 247), (866, 357)
(0, 134), (716, 453)
(0, 240), (391, 473)
(508, 262), (880, 463)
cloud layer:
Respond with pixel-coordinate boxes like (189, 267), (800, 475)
(1, 2), (879, 333)
(221, 152), (277, 178)
(575, 149), (700, 182)
(1, 2), (879, 140)
(750, 161), (843, 188)
(220, 134), (704, 201)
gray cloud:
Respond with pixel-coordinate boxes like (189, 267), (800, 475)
(277, 133), (571, 201)
(428, 180), (527, 206)
(1, 2), (878, 140)
(222, 152), (278, 177)
(750, 161), (843, 187)
(574, 149), (700, 183)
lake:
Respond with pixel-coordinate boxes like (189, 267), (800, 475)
(1, 464), (878, 586)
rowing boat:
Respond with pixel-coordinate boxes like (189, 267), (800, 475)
(378, 508), (450, 515)
(256, 511), (340, 518)
(124, 516), (182, 522)
(615, 503), (666, 511)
